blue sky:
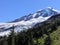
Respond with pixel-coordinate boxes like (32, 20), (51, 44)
(0, 0), (60, 22)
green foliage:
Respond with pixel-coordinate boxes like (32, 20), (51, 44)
(50, 26), (60, 45)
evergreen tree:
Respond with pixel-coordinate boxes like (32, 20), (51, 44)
(44, 35), (51, 45)
(3, 36), (8, 45)
(10, 25), (15, 45)
(28, 30), (34, 45)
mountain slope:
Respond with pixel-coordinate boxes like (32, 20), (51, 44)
(11, 7), (60, 22)
(0, 7), (60, 36)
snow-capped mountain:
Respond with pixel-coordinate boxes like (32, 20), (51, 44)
(11, 7), (60, 22)
(0, 7), (60, 36)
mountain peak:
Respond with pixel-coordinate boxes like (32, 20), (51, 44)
(38, 7), (60, 13)
(38, 7), (53, 11)
(46, 7), (53, 9)
(36, 7), (60, 17)
(11, 7), (60, 22)
(46, 7), (60, 13)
